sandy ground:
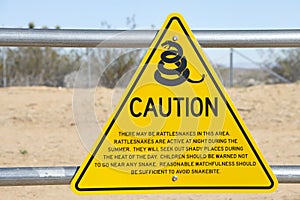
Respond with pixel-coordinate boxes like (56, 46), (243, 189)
(0, 84), (299, 199)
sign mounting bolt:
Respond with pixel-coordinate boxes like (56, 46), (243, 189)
(172, 36), (178, 41)
(172, 175), (178, 182)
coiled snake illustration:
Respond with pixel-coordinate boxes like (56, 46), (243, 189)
(154, 40), (205, 86)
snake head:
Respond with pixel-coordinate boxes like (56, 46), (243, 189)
(161, 41), (172, 49)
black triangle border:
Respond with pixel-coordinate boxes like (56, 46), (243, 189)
(75, 16), (275, 192)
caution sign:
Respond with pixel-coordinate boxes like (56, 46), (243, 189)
(71, 13), (278, 194)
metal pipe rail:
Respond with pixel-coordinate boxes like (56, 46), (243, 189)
(0, 165), (299, 186)
(1, 28), (300, 48)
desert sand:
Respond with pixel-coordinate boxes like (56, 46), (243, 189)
(0, 83), (299, 199)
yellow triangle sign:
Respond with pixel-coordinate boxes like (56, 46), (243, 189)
(71, 13), (278, 194)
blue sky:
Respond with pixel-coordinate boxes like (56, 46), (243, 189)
(1, 0), (299, 67)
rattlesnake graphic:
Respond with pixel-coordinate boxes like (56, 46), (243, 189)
(154, 40), (205, 86)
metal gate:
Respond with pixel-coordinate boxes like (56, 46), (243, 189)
(0, 28), (299, 186)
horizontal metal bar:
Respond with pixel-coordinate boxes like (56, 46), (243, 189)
(0, 165), (298, 186)
(271, 165), (300, 183)
(0, 166), (78, 186)
(1, 28), (300, 48)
